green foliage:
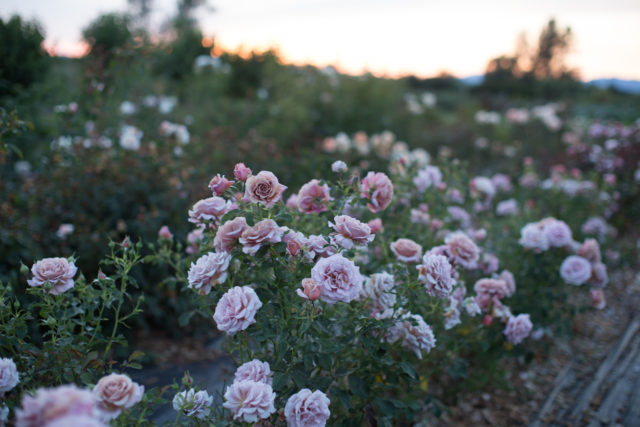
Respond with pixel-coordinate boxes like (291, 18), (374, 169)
(82, 13), (133, 60)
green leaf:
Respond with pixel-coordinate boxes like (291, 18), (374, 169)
(348, 375), (368, 398)
(399, 361), (417, 380)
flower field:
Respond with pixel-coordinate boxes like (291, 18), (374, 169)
(1, 19), (640, 426)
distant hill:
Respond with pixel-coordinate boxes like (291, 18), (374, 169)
(457, 75), (640, 95)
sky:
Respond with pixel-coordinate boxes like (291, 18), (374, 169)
(3, 0), (640, 80)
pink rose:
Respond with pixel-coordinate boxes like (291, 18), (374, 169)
(413, 165), (442, 192)
(590, 262), (609, 289)
(233, 360), (272, 386)
(0, 357), (19, 396)
(577, 239), (602, 264)
(297, 179), (332, 214)
(188, 197), (232, 225)
(418, 253), (454, 298)
(239, 219), (283, 256)
(92, 374), (144, 419)
(285, 389), (331, 427)
(186, 226), (205, 255)
(297, 278), (322, 301)
(208, 174), (234, 196)
(244, 171), (287, 208)
(223, 380), (276, 423)
(367, 218), (383, 233)
(387, 312), (436, 360)
(286, 194), (299, 209)
(188, 252), (232, 295)
(504, 314), (533, 344)
(214, 217), (248, 252)
(158, 225), (173, 240)
(305, 235), (336, 259)
(474, 278), (509, 311)
(233, 163), (252, 182)
(27, 257), (78, 295)
(498, 270), (516, 297)
(445, 232), (480, 269)
(541, 218), (573, 248)
(16, 385), (99, 427)
(360, 171), (394, 213)
(559, 255), (591, 286)
(519, 222), (549, 252)
(329, 215), (374, 249)
(390, 238), (422, 263)
(362, 272), (396, 311)
(283, 231), (304, 257)
(311, 254), (363, 304)
(214, 286), (263, 334)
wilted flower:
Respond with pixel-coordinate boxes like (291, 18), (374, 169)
(590, 289), (606, 309)
(559, 255), (592, 286)
(208, 174), (234, 196)
(244, 171), (287, 208)
(297, 180), (332, 214)
(188, 197), (233, 225)
(233, 360), (272, 386)
(222, 380), (276, 423)
(329, 215), (374, 249)
(239, 219), (283, 256)
(233, 163), (252, 182)
(362, 272), (396, 311)
(285, 389), (331, 427)
(214, 217), (248, 252)
(418, 254), (455, 298)
(27, 257), (78, 295)
(360, 171), (394, 213)
(188, 252), (232, 295)
(213, 286), (263, 334)
(590, 262), (609, 289)
(92, 374), (144, 419)
(172, 389), (213, 419)
(331, 160), (348, 173)
(504, 314), (533, 344)
(311, 254), (363, 304)
(0, 358), (19, 396)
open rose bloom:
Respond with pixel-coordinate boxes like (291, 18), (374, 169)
(214, 286), (263, 334)
(244, 171), (287, 208)
(16, 385), (101, 427)
(297, 179), (332, 213)
(27, 257), (78, 295)
(360, 171), (394, 213)
(285, 389), (331, 427)
(92, 374), (144, 419)
(223, 380), (276, 423)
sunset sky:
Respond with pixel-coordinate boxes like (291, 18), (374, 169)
(4, 0), (640, 80)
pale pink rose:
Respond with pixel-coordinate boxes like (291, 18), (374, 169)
(329, 215), (374, 249)
(362, 272), (396, 311)
(239, 219), (283, 256)
(297, 278), (321, 301)
(470, 176), (496, 198)
(283, 230), (305, 257)
(367, 218), (383, 233)
(186, 226), (205, 254)
(360, 171), (394, 213)
(413, 166), (442, 192)
(0, 357), (19, 396)
(474, 278), (509, 311)
(27, 257), (78, 295)
(158, 225), (173, 240)
(498, 270), (516, 297)
(285, 389), (330, 427)
(188, 252), (232, 295)
(234, 360), (272, 386)
(297, 179), (332, 214)
(541, 218), (573, 248)
(213, 286), (263, 334)
(92, 374), (144, 419)
(446, 206), (471, 228)
(331, 160), (347, 173)
(590, 262), (609, 289)
(519, 223), (549, 252)
(496, 199), (518, 216)
(443, 299), (461, 330)
(390, 238), (422, 263)
(504, 314), (533, 344)
(559, 255), (591, 286)
(244, 171), (287, 208)
(479, 253), (499, 274)
(223, 380), (276, 423)
(463, 297), (482, 316)
(492, 174), (513, 191)
(387, 312), (436, 359)
(188, 197), (232, 225)
(590, 289), (606, 309)
(172, 389), (212, 419)
(445, 232), (480, 269)
(214, 217), (248, 252)
(577, 239), (602, 264)
(418, 253), (455, 298)
(16, 385), (99, 427)
(233, 163), (252, 182)
(311, 254), (363, 304)
(286, 194), (299, 209)
(305, 235), (336, 259)
(208, 174), (234, 196)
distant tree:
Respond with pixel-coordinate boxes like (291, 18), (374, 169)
(82, 13), (133, 60)
(128, 0), (153, 30)
(530, 19), (574, 79)
(0, 15), (48, 96)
